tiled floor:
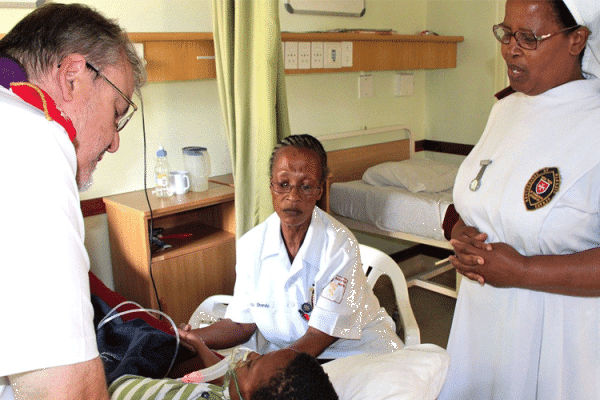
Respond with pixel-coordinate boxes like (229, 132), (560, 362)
(373, 253), (457, 349)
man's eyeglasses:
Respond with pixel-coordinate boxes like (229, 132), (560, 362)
(270, 180), (321, 197)
(492, 24), (580, 50)
(86, 62), (137, 131)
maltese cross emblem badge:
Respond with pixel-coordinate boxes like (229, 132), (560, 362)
(524, 167), (560, 211)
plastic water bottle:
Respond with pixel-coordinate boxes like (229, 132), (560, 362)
(154, 146), (171, 197)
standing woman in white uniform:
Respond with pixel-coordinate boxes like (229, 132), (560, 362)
(439, 0), (600, 399)
(180, 134), (401, 360)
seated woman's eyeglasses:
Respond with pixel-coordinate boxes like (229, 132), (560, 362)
(492, 24), (580, 50)
(270, 181), (320, 196)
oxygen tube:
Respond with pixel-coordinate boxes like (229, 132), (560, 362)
(181, 347), (254, 383)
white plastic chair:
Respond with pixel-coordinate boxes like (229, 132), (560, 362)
(358, 244), (420, 346)
(187, 294), (232, 329)
(188, 243), (420, 346)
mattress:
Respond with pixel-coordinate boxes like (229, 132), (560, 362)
(330, 180), (453, 242)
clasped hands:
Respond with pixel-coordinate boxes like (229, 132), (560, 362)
(450, 223), (526, 288)
(177, 324), (212, 356)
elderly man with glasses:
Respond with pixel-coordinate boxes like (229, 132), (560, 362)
(0, 3), (145, 400)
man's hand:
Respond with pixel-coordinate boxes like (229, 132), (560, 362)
(10, 357), (109, 400)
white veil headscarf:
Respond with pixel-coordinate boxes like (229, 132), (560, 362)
(563, 0), (600, 79)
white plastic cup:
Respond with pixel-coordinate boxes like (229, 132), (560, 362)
(182, 147), (211, 192)
(168, 170), (190, 195)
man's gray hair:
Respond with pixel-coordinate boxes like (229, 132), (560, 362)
(0, 3), (146, 92)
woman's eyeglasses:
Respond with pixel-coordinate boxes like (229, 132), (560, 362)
(492, 24), (580, 50)
(270, 181), (321, 197)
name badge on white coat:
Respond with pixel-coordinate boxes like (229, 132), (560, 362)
(251, 301), (297, 309)
(250, 302), (272, 309)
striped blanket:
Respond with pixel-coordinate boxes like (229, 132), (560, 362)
(109, 375), (226, 400)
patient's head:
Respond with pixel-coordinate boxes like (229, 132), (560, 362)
(229, 349), (338, 400)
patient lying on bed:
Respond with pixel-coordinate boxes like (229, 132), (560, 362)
(91, 274), (337, 400)
(109, 330), (338, 400)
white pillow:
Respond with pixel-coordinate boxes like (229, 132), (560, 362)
(323, 344), (450, 400)
(362, 158), (459, 193)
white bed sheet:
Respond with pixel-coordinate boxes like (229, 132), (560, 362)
(330, 180), (453, 242)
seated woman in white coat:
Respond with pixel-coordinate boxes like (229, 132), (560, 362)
(179, 134), (402, 360)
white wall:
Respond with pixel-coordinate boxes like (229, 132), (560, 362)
(425, 0), (505, 146)
(281, 1), (427, 140)
(1, 0), (502, 287)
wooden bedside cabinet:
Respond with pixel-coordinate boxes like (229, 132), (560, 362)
(103, 179), (236, 325)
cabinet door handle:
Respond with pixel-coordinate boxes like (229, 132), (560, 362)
(160, 233), (193, 239)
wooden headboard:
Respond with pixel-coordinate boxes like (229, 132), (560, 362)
(317, 127), (413, 212)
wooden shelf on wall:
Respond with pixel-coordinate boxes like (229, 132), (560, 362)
(281, 32), (464, 75)
(128, 32), (215, 83)
(128, 32), (463, 83)
(0, 32), (463, 82)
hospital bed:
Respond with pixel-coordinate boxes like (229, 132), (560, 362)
(98, 244), (449, 399)
(318, 125), (459, 298)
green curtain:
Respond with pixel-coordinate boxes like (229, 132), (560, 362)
(212, 0), (291, 237)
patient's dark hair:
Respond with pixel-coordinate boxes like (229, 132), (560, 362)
(269, 134), (329, 183)
(251, 352), (338, 400)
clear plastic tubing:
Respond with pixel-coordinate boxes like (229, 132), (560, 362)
(180, 347), (253, 383)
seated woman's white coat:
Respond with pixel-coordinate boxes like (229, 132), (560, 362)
(225, 207), (402, 359)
